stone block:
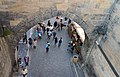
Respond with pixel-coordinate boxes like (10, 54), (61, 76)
(10, 18), (23, 26)
(37, 2), (53, 8)
(56, 3), (68, 11)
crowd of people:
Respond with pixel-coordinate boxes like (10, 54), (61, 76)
(16, 16), (72, 77)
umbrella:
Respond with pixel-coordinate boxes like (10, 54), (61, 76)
(76, 27), (85, 43)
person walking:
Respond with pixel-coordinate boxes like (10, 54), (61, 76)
(52, 31), (56, 39)
(67, 41), (75, 53)
(23, 33), (27, 44)
(36, 26), (40, 32)
(28, 38), (32, 47)
(46, 41), (50, 53)
(54, 37), (58, 46)
(47, 30), (52, 39)
(60, 19), (63, 30)
(38, 30), (42, 39)
(46, 27), (49, 35)
(24, 56), (29, 66)
(54, 21), (57, 28)
(64, 17), (68, 27)
(57, 23), (60, 31)
(42, 26), (46, 34)
(68, 19), (71, 25)
(56, 16), (60, 23)
(17, 57), (22, 69)
(22, 67), (28, 77)
(58, 37), (63, 47)
(38, 23), (42, 27)
(33, 38), (37, 49)
(61, 23), (64, 30)
(35, 30), (38, 39)
(47, 20), (51, 27)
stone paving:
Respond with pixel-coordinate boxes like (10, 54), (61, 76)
(16, 17), (85, 77)
(28, 17), (73, 77)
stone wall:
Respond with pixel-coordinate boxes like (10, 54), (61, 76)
(82, 0), (120, 77)
(100, 1), (120, 76)
(0, 0), (118, 77)
(0, 37), (12, 77)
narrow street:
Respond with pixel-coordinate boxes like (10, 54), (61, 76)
(17, 17), (84, 77)
(28, 17), (74, 77)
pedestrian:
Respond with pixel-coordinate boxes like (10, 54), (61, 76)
(57, 23), (60, 31)
(23, 33), (27, 44)
(17, 57), (21, 68)
(60, 19), (63, 30)
(49, 25), (53, 31)
(56, 16), (60, 22)
(38, 31), (42, 39)
(68, 19), (71, 25)
(24, 56), (29, 66)
(56, 16), (59, 20)
(46, 27), (49, 34)
(41, 23), (46, 33)
(67, 41), (75, 53)
(54, 37), (58, 46)
(33, 38), (37, 49)
(46, 41), (50, 53)
(26, 56), (29, 66)
(52, 31), (56, 39)
(64, 17), (68, 27)
(20, 61), (24, 68)
(42, 26), (46, 34)
(71, 43), (75, 51)
(47, 30), (52, 39)
(38, 23), (42, 27)
(64, 17), (68, 21)
(22, 67), (28, 77)
(47, 20), (51, 27)
(28, 38), (32, 47)
(58, 37), (63, 47)
(35, 30), (38, 39)
(17, 45), (19, 51)
(24, 56), (26, 66)
(61, 23), (64, 30)
(54, 21), (57, 28)
(36, 26), (40, 32)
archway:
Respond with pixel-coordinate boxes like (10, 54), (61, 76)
(16, 16), (86, 77)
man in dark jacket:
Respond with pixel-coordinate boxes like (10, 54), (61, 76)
(23, 33), (27, 44)
(58, 37), (63, 47)
(53, 31), (56, 39)
(54, 37), (58, 46)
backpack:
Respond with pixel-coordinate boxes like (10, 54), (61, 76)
(46, 44), (48, 48)
(46, 43), (50, 48)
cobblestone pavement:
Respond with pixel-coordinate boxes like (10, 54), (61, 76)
(28, 29), (74, 77)
(27, 17), (74, 77)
